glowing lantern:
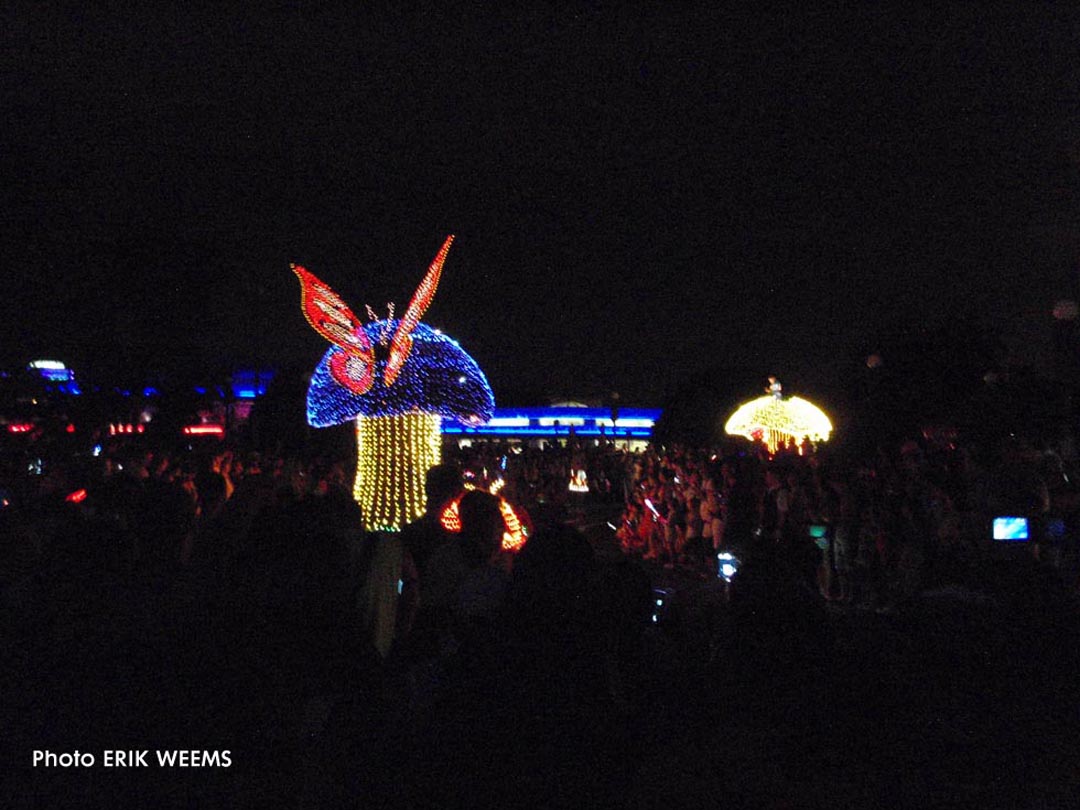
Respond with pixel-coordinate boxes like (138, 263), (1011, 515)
(439, 484), (531, 552)
(294, 236), (495, 531)
(568, 469), (588, 493)
(724, 395), (832, 454)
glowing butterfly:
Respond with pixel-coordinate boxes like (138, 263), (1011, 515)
(291, 235), (452, 397)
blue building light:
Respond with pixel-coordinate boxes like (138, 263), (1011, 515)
(230, 369), (274, 400)
(28, 360), (74, 384)
(442, 407), (661, 440)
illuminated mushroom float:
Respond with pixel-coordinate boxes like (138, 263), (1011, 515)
(292, 235), (495, 532)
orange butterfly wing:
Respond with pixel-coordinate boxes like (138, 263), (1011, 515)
(384, 235), (454, 386)
(292, 264), (375, 395)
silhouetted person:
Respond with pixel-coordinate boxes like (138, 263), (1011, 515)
(421, 490), (508, 642)
(401, 464), (463, 575)
(395, 464), (463, 657)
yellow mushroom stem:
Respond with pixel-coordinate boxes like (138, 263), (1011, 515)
(353, 412), (442, 532)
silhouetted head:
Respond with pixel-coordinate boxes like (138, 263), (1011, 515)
(425, 463), (463, 514)
(458, 489), (505, 567)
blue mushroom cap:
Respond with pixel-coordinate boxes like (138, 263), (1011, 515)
(306, 320), (495, 427)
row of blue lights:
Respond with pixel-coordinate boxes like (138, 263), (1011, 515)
(31, 384), (259, 399)
(447, 407), (661, 420)
(22, 361), (273, 401)
(442, 407), (661, 438)
(443, 426), (654, 437)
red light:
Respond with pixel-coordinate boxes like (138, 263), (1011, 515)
(66, 423), (76, 433)
(386, 235), (453, 386)
(293, 263), (374, 396)
(182, 424), (225, 437)
(65, 488), (88, 503)
(499, 498), (527, 553)
(106, 422), (147, 435)
(441, 498), (462, 532)
(7, 423), (33, 433)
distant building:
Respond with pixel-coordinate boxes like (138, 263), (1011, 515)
(28, 359), (81, 395)
(442, 405), (661, 451)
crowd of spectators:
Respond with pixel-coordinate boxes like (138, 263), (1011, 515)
(0, 431), (663, 804)
(449, 430), (1080, 609)
(599, 434), (1080, 608)
(2, 426), (1079, 804)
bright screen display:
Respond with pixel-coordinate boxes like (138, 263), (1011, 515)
(992, 516), (1029, 542)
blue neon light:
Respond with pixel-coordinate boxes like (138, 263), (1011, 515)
(441, 407), (661, 439)
(38, 369), (72, 382)
(231, 369), (274, 400)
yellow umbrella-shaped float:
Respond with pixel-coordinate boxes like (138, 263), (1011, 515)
(724, 395), (832, 454)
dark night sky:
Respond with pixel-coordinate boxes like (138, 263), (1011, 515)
(3, 5), (1079, 404)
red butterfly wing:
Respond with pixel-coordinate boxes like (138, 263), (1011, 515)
(292, 264), (374, 395)
(385, 235), (454, 386)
